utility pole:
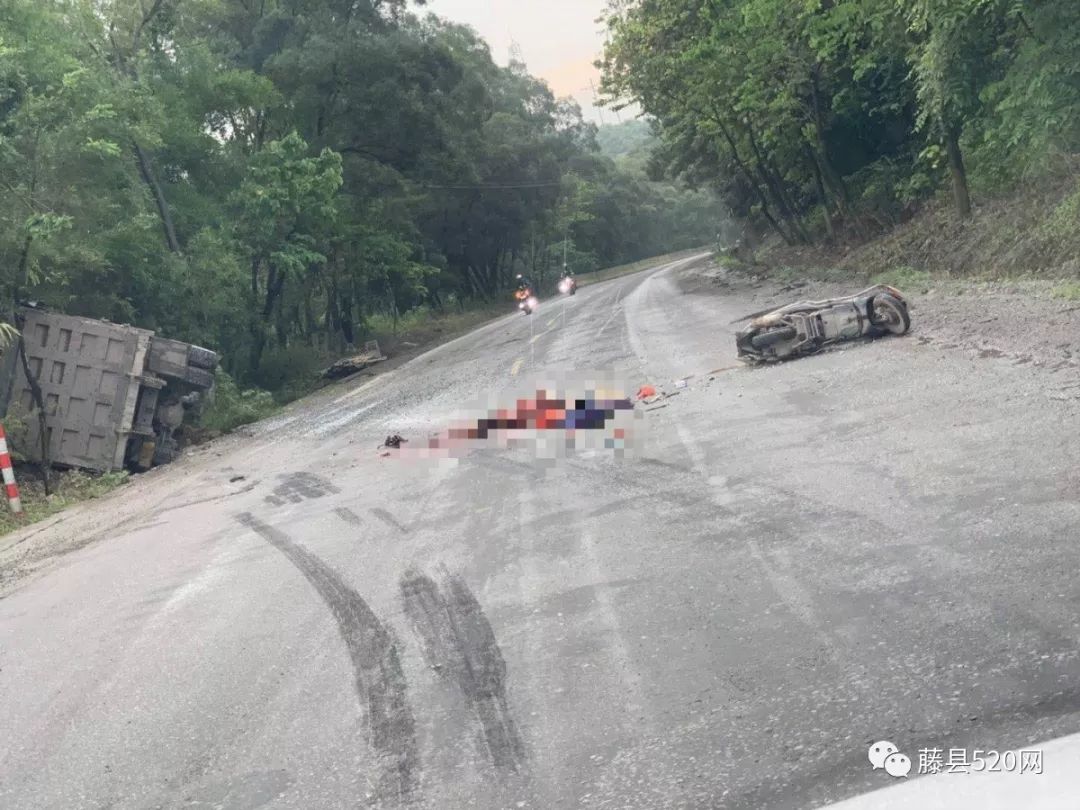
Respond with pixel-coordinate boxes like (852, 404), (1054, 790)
(581, 80), (606, 126)
(591, 78), (620, 123)
(509, 38), (525, 68)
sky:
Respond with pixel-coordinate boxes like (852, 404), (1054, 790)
(424, 0), (631, 124)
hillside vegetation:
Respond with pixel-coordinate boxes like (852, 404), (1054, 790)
(0, 0), (725, 396)
(601, 0), (1080, 267)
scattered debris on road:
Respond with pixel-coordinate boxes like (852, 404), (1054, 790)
(708, 365), (742, 376)
(381, 434), (407, 450)
(735, 284), (911, 363)
(392, 378), (639, 461)
(636, 384), (657, 400)
(323, 340), (387, 380)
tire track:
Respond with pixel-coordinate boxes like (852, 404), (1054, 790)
(235, 514), (419, 805)
(399, 569), (526, 772)
(334, 506), (363, 526)
(371, 507), (410, 535)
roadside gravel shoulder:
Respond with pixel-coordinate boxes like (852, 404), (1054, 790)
(678, 260), (1080, 381)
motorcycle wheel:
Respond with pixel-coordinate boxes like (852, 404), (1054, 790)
(570, 287), (577, 295)
(870, 293), (910, 335)
(750, 325), (797, 349)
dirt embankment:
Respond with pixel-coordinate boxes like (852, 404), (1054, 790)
(752, 172), (1080, 283)
(694, 173), (1080, 382)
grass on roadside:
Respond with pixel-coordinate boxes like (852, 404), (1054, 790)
(871, 266), (935, 290)
(0, 468), (129, 537)
(366, 301), (509, 357)
(1052, 281), (1080, 300)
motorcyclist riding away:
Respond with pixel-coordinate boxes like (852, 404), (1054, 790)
(558, 267), (577, 295)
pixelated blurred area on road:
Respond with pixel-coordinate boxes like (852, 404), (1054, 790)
(392, 373), (643, 464)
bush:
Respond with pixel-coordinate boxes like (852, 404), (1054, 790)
(1038, 184), (1080, 244)
(872, 266), (934, 290)
(1053, 281), (1080, 301)
(0, 468), (129, 537)
(200, 368), (278, 433)
(2, 402), (33, 463)
(252, 344), (330, 401)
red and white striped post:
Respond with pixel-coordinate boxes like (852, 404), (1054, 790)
(0, 424), (23, 515)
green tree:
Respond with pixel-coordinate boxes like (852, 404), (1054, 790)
(228, 132), (343, 373)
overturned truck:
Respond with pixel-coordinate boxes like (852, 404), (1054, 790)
(0, 308), (219, 473)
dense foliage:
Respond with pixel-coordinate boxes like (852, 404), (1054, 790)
(0, 0), (723, 387)
(601, 0), (1080, 244)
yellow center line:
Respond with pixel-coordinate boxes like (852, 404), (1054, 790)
(529, 327), (555, 345)
(510, 358), (524, 376)
(546, 318), (557, 328)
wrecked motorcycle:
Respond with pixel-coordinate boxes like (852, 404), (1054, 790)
(734, 284), (911, 363)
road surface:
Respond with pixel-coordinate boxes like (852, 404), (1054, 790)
(3, 255), (1080, 809)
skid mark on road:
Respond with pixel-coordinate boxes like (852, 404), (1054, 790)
(334, 507), (362, 526)
(264, 472), (340, 506)
(371, 507), (410, 535)
(593, 305), (623, 338)
(399, 569), (526, 772)
(235, 514), (419, 804)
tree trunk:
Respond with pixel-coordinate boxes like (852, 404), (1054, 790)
(806, 145), (835, 241)
(711, 111), (794, 245)
(15, 232), (32, 300)
(133, 140), (182, 253)
(747, 122), (807, 246)
(387, 284), (399, 335)
(767, 155), (812, 244)
(745, 120), (809, 244)
(945, 126), (972, 219)
(249, 327), (266, 378)
(304, 289), (316, 347)
(340, 292), (355, 346)
(809, 67), (850, 214)
(249, 257), (264, 376)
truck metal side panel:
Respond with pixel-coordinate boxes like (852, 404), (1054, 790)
(10, 311), (152, 472)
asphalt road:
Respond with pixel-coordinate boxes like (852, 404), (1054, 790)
(3, 255), (1080, 809)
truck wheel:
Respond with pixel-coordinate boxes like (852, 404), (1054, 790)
(152, 443), (178, 466)
(184, 366), (216, 389)
(187, 345), (219, 370)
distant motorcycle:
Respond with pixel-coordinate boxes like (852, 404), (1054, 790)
(515, 288), (539, 315)
(735, 284), (911, 363)
(558, 275), (577, 296)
